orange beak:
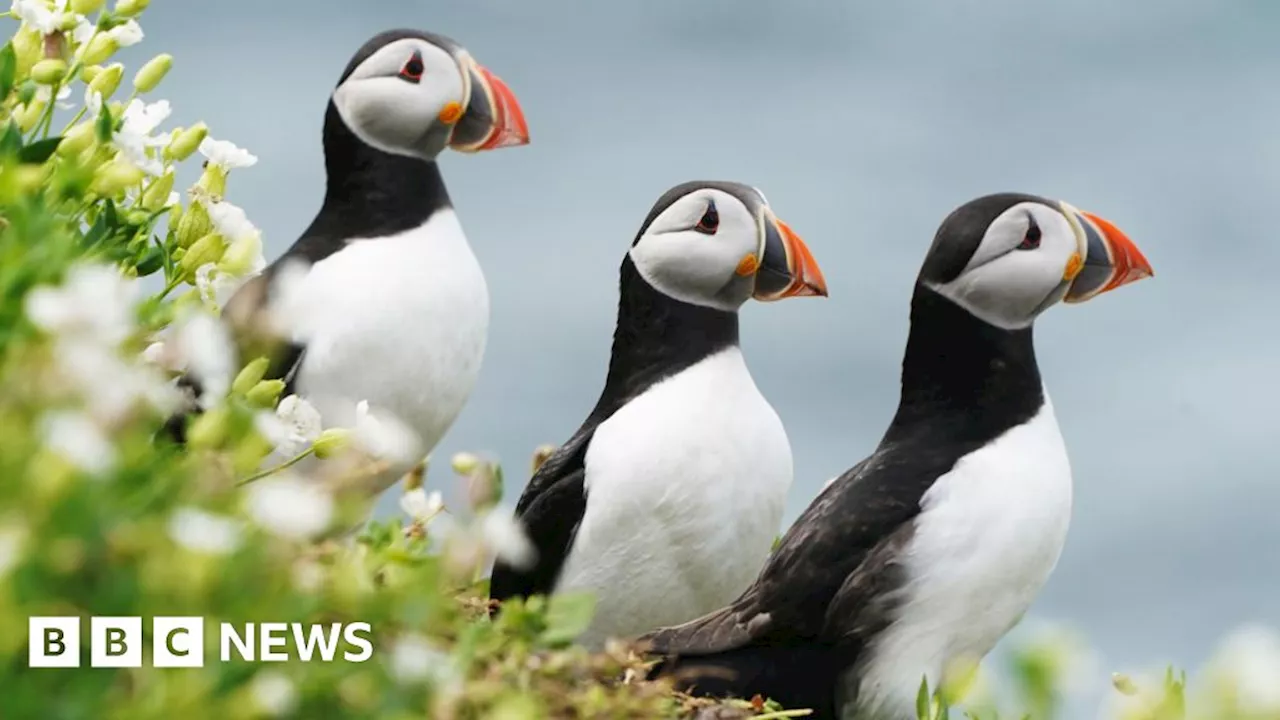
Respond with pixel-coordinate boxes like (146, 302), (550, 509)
(449, 60), (530, 152)
(1062, 207), (1153, 303)
(752, 211), (828, 300)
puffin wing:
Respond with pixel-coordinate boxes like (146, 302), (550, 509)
(644, 449), (943, 700)
(160, 270), (307, 441)
(489, 424), (596, 605)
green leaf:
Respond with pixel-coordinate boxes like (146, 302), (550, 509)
(83, 212), (109, 247)
(0, 120), (22, 158)
(103, 199), (119, 228)
(135, 245), (164, 276)
(16, 78), (35, 105)
(0, 43), (16, 100)
(538, 591), (596, 647)
(917, 676), (931, 720)
(19, 136), (63, 164)
(95, 103), (114, 143)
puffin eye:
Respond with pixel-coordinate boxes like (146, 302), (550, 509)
(399, 51), (425, 83)
(694, 201), (719, 235)
(1016, 220), (1041, 250)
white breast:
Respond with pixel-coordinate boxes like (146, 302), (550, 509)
(557, 347), (793, 649)
(848, 393), (1073, 720)
(289, 210), (489, 489)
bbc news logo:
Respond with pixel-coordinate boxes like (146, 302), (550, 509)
(28, 617), (373, 668)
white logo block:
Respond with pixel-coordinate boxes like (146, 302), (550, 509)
(28, 617), (80, 667)
(90, 616), (142, 668)
(153, 617), (205, 667)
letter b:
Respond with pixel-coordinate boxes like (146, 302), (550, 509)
(91, 617), (141, 667)
(28, 617), (80, 668)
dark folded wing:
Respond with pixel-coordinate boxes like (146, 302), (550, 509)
(489, 425), (595, 604)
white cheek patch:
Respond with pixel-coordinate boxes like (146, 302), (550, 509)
(333, 80), (436, 159)
(928, 253), (1063, 331)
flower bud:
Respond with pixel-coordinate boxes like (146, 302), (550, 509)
(132, 53), (171, 93)
(115, 0), (150, 16)
(55, 121), (96, 156)
(90, 159), (144, 196)
(140, 171), (175, 210)
(87, 63), (123, 99)
(218, 231), (263, 276)
(233, 431), (275, 475)
(166, 122), (207, 161)
(57, 13), (81, 33)
(232, 357), (270, 396)
(16, 100), (47, 132)
(12, 28), (42, 77)
(6, 166), (46, 195)
(466, 463), (502, 512)
(530, 444), (556, 474)
(179, 233), (226, 276)
(81, 64), (105, 83)
(196, 164), (227, 197)
(31, 59), (68, 85)
(451, 452), (480, 477)
(187, 406), (230, 450)
(312, 428), (352, 459)
(80, 34), (118, 66)
(173, 201), (212, 248)
(245, 379), (285, 408)
(72, 0), (106, 14)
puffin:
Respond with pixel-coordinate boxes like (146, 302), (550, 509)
(488, 181), (828, 648)
(644, 193), (1154, 719)
(167, 29), (528, 492)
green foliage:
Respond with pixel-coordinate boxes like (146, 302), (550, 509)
(0, 4), (1276, 719)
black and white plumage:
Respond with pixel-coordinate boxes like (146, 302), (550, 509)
(489, 181), (828, 648)
(645, 193), (1153, 719)
(169, 29), (528, 492)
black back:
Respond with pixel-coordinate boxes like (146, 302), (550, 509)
(489, 205), (745, 605)
(644, 195), (1053, 716)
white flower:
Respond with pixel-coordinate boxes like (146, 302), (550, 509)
(41, 411), (116, 475)
(36, 84), (73, 109)
(260, 395), (323, 457)
(113, 99), (172, 176)
(194, 263), (243, 310)
(245, 474), (334, 541)
(167, 507), (242, 555)
(204, 199), (258, 242)
(249, 671), (298, 717)
(70, 15), (93, 44)
(13, 0), (64, 34)
(107, 19), (143, 47)
(173, 311), (235, 408)
(389, 633), (455, 684)
(480, 508), (536, 570)
(399, 488), (443, 523)
(353, 400), (423, 465)
(84, 88), (102, 117)
(1207, 624), (1280, 713)
(199, 137), (258, 170)
(53, 336), (181, 422)
(25, 263), (140, 347)
(0, 522), (28, 578)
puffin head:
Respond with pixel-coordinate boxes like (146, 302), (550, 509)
(920, 192), (1153, 329)
(628, 181), (828, 311)
(330, 29), (529, 161)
